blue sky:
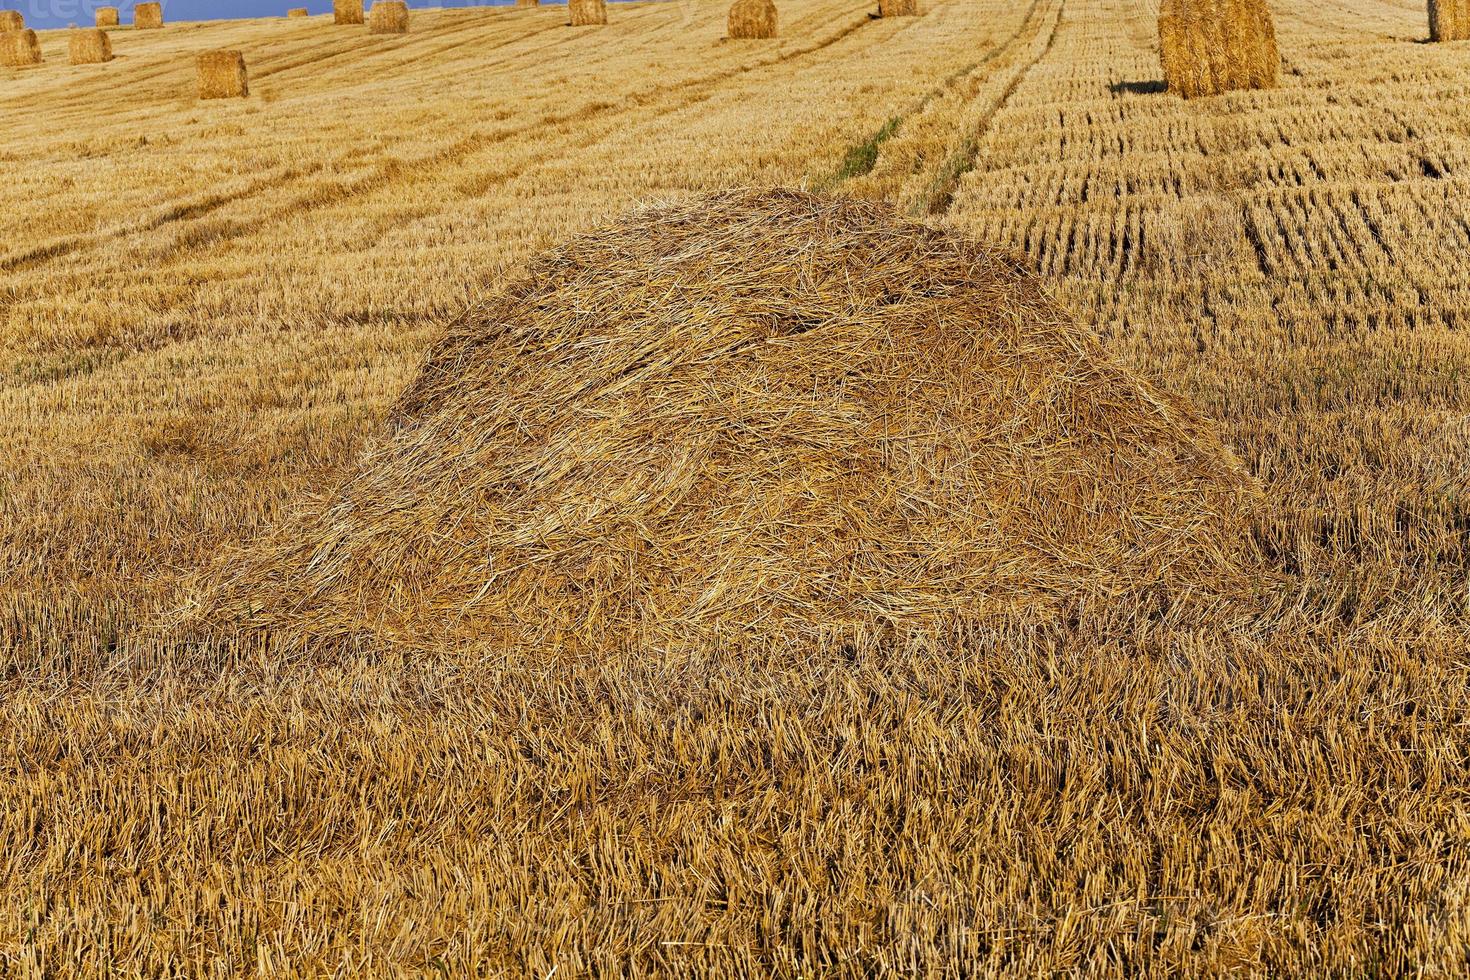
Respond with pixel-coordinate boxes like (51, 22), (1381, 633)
(5, 0), (538, 30)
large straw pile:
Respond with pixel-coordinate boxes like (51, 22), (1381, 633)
(878, 0), (917, 16)
(68, 27), (112, 63)
(1158, 0), (1278, 98)
(95, 6), (119, 27)
(197, 50), (248, 98)
(728, 0), (776, 38)
(568, 0), (606, 26)
(134, 1), (163, 29)
(333, 0), (363, 24)
(0, 10), (22, 31)
(368, 0), (409, 33)
(1429, 0), (1470, 41)
(190, 189), (1259, 655)
(0, 28), (40, 67)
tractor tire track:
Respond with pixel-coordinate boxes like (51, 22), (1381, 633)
(922, 0), (1064, 215)
(823, 0), (1044, 190)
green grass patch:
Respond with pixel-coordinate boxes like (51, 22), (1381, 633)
(820, 115), (904, 189)
(918, 136), (979, 216)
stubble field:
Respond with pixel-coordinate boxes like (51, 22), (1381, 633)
(4, 0), (1470, 973)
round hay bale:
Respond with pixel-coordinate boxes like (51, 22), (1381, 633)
(368, 0), (409, 33)
(287, 7), (309, 16)
(1157, 0), (1189, 97)
(1217, 0), (1255, 90)
(95, 7), (120, 28)
(333, 0), (364, 24)
(68, 27), (113, 64)
(0, 10), (23, 31)
(1428, 0), (1461, 41)
(1159, 0), (1277, 97)
(189, 189), (1262, 656)
(516, 0), (540, 7)
(0, 28), (41, 68)
(1160, 0), (1213, 97)
(134, 2), (163, 29)
(197, 49), (248, 99)
(568, 0), (606, 26)
(1186, 0), (1224, 95)
(1246, 0), (1279, 87)
(877, 0), (917, 16)
(728, 0), (775, 39)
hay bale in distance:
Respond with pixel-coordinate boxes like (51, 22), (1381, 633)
(197, 49), (248, 98)
(368, 0), (409, 33)
(333, 0), (364, 23)
(1158, 0), (1277, 97)
(728, 0), (775, 38)
(190, 189), (1260, 655)
(516, 0), (539, 6)
(0, 28), (41, 67)
(568, 0), (606, 26)
(877, 0), (917, 16)
(95, 7), (120, 27)
(69, 27), (113, 63)
(1429, 0), (1470, 41)
(0, 10), (22, 31)
(287, 7), (309, 16)
(134, 1), (163, 28)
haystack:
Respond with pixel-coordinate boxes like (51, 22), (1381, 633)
(197, 50), (248, 98)
(288, 7), (309, 16)
(0, 10), (22, 31)
(96, 7), (120, 27)
(369, 0), (408, 33)
(877, 0), (917, 16)
(334, 0), (363, 24)
(0, 28), (40, 67)
(568, 0), (606, 26)
(69, 27), (113, 63)
(190, 189), (1259, 655)
(516, 0), (539, 6)
(1429, 0), (1470, 41)
(1158, 0), (1277, 98)
(134, 1), (163, 28)
(728, 0), (775, 38)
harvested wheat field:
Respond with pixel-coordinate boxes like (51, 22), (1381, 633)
(4, 0), (1470, 974)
